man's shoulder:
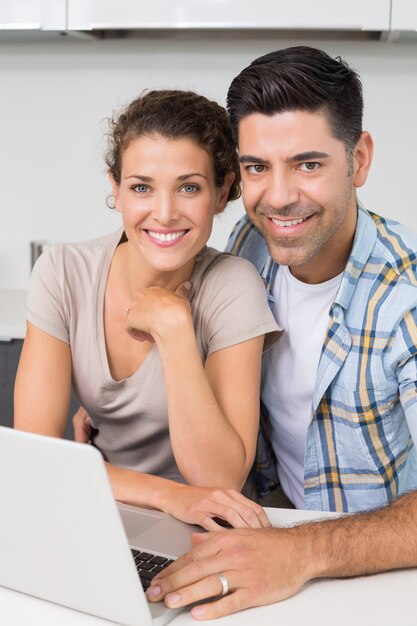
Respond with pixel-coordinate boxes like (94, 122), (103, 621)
(225, 215), (270, 272)
(369, 211), (417, 274)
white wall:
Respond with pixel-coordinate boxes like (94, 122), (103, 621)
(1, 34), (417, 288)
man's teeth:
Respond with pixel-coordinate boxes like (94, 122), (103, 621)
(148, 230), (187, 242)
(272, 217), (306, 227)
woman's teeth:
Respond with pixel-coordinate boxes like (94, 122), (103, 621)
(147, 230), (187, 241)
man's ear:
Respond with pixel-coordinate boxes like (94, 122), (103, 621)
(108, 172), (121, 211)
(352, 131), (374, 189)
(214, 172), (236, 215)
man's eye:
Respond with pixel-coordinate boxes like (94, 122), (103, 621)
(182, 184), (199, 193)
(247, 164), (266, 174)
(299, 162), (320, 172)
(133, 184), (150, 193)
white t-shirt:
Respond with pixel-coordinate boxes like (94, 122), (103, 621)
(262, 265), (342, 508)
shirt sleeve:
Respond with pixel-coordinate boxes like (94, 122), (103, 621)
(26, 246), (70, 344)
(225, 215), (249, 253)
(394, 307), (417, 446)
(199, 254), (281, 355)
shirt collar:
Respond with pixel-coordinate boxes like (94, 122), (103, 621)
(333, 203), (377, 311)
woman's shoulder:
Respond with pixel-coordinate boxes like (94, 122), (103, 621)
(35, 228), (123, 277)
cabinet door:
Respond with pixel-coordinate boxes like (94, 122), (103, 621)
(0, 0), (66, 31)
(391, 0), (417, 30)
(0, 340), (21, 429)
(0, 339), (77, 439)
(68, 0), (390, 32)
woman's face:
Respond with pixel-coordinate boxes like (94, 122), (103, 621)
(111, 134), (232, 275)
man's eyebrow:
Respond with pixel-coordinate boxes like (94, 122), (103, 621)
(239, 151), (329, 165)
(287, 151), (330, 162)
(239, 155), (268, 164)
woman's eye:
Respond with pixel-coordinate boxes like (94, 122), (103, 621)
(182, 184), (199, 193)
(299, 162), (320, 172)
(133, 184), (150, 193)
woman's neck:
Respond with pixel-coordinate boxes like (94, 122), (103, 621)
(111, 241), (196, 296)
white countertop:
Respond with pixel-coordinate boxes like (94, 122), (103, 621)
(0, 288), (26, 340)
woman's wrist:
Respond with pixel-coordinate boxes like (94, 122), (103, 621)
(153, 479), (185, 515)
(106, 463), (177, 512)
(151, 308), (194, 346)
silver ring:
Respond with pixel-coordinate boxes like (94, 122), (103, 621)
(218, 573), (229, 596)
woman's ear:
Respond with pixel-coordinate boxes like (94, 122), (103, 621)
(108, 172), (121, 211)
(352, 131), (374, 189)
(214, 172), (236, 215)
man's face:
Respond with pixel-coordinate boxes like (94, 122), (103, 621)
(238, 110), (361, 283)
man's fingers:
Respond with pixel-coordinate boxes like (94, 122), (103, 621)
(191, 590), (253, 620)
(159, 573), (255, 621)
(72, 406), (92, 443)
(163, 572), (229, 608)
(152, 532), (221, 582)
(149, 537), (233, 600)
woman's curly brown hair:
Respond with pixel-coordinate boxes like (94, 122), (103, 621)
(105, 89), (241, 204)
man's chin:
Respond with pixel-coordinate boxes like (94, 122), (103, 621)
(263, 238), (318, 268)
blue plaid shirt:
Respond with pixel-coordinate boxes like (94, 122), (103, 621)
(226, 205), (417, 512)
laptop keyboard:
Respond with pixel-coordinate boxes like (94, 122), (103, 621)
(131, 549), (174, 590)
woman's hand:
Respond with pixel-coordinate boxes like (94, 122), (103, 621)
(126, 281), (192, 343)
(163, 483), (271, 530)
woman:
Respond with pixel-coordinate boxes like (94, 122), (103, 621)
(14, 90), (279, 530)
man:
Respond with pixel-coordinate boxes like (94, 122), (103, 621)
(147, 46), (417, 618)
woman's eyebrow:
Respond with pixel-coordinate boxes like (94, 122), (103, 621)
(124, 173), (209, 181)
(125, 174), (153, 181)
(177, 173), (209, 181)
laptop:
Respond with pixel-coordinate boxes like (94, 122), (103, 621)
(0, 426), (203, 626)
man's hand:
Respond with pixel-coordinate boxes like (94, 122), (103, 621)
(72, 406), (92, 443)
(147, 526), (312, 619)
(149, 492), (417, 619)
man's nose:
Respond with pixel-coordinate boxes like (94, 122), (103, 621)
(264, 170), (300, 210)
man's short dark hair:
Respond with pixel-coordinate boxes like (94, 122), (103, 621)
(227, 46), (363, 157)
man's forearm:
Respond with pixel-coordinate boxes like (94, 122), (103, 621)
(147, 491), (417, 619)
(298, 491), (417, 581)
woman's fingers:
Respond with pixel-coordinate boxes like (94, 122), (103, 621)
(204, 489), (271, 529)
(170, 485), (271, 530)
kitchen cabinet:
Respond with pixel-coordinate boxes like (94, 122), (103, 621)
(391, 0), (417, 31)
(67, 0), (391, 32)
(0, 339), (78, 439)
(0, 0), (66, 31)
(0, 340), (22, 430)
